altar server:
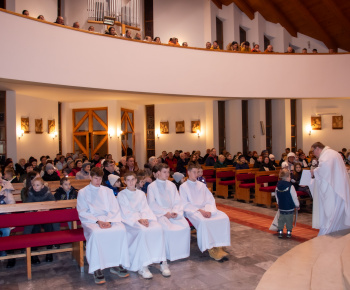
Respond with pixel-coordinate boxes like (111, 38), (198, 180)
(180, 163), (231, 261)
(310, 142), (350, 235)
(147, 163), (190, 261)
(117, 171), (169, 279)
(77, 167), (130, 285)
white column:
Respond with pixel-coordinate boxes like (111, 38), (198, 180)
(6, 90), (17, 161)
(271, 99), (291, 159)
(225, 99), (242, 155)
(248, 99), (266, 153)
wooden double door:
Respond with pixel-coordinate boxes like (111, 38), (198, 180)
(73, 108), (108, 159)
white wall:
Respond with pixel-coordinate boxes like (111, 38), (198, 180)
(153, 0), (206, 48)
(299, 99), (350, 153)
(15, 95), (59, 161)
(12, 0), (57, 22)
(1, 11), (349, 100)
(154, 101), (210, 156)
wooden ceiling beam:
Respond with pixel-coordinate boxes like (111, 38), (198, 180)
(293, 0), (337, 48)
(211, 0), (222, 9)
(260, 0), (297, 37)
(231, 0), (255, 20)
(322, 0), (350, 36)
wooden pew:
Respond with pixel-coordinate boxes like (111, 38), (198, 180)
(254, 170), (280, 207)
(0, 200), (84, 280)
(202, 166), (216, 193)
(215, 167), (235, 199)
(235, 168), (259, 203)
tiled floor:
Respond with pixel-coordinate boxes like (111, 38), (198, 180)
(0, 199), (312, 290)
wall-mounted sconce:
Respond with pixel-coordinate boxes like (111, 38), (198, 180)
(17, 129), (24, 140)
(108, 128), (115, 139)
(116, 129), (123, 139)
(306, 125), (312, 136)
(197, 130), (201, 138)
(155, 129), (160, 139)
(50, 131), (58, 140)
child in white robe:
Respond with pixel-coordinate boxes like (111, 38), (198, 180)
(180, 163), (231, 261)
(147, 163), (190, 261)
(118, 171), (169, 279)
(77, 167), (130, 285)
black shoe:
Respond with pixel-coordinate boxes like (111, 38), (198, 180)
(278, 230), (283, 238)
(31, 256), (40, 265)
(6, 258), (16, 268)
(287, 231), (292, 238)
(45, 254), (53, 262)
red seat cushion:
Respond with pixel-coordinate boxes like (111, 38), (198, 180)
(203, 170), (215, 176)
(256, 176), (278, 184)
(219, 180), (236, 185)
(297, 191), (309, 197)
(239, 183), (255, 188)
(0, 229), (85, 251)
(236, 173), (255, 181)
(260, 186), (277, 192)
(217, 171), (235, 178)
(206, 178), (216, 183)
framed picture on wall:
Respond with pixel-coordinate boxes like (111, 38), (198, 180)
(311, 116), (321, 130)
(35, 119), (43, 134)
(191, 120), (200, 133)
(48, 120), (55, 134)
(176, 121), (185, 134)
(160, 121), (169, 134)
(332, 116), (343, 129)
(21, 117), (29, 133)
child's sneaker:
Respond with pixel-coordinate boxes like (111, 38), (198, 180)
(278, 230), (283, 238)
(287, 230), (292, 238)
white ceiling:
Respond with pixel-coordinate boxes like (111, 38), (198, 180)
(0, 78), (222, 104)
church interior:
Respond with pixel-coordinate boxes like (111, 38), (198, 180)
(0, 0), (350, 289)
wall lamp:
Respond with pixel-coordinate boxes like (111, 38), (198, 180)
(155, 129), (160, 139)
(117, 129), (123, 139)
(197, 130), (201, 138)
(108, 128), (115, 139)
(17, 129), (24, 140)
(306, 125), (312, 136)
(50, 131), (58, 140)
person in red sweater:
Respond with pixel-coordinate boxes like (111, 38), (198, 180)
(165, 152), (177, 173)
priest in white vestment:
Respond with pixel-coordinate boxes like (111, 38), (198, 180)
(147, 163), (190, 261)
(77, 168), (130, 285)
(310, 142), (350, 235)
(117, 171), (169, 279)
(179, 163), (231, 261)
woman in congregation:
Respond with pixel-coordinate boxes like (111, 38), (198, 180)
(260, 156), (276, 171)
(76, 161), (91, 180)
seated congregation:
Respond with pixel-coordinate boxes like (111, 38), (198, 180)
(1, 144), (349, 284)
(16, 9), (338, 53)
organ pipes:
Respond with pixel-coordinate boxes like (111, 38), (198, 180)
(87, 0), (140, 27)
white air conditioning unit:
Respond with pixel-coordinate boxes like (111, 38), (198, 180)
(315, 108), (339, 116)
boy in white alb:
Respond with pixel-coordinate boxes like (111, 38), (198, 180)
(77, 167), (130, 285)
(117, 171), (169, 279)
(147, 163), (190, 261)
(180, 163), (231, 261)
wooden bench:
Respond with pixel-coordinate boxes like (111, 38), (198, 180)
(202, 166), (216, 193)
(235, 168), (259, 203)
(255, 170), (279, 207)
(215, 168), (235, 199)
(0, 200), (84, 280)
